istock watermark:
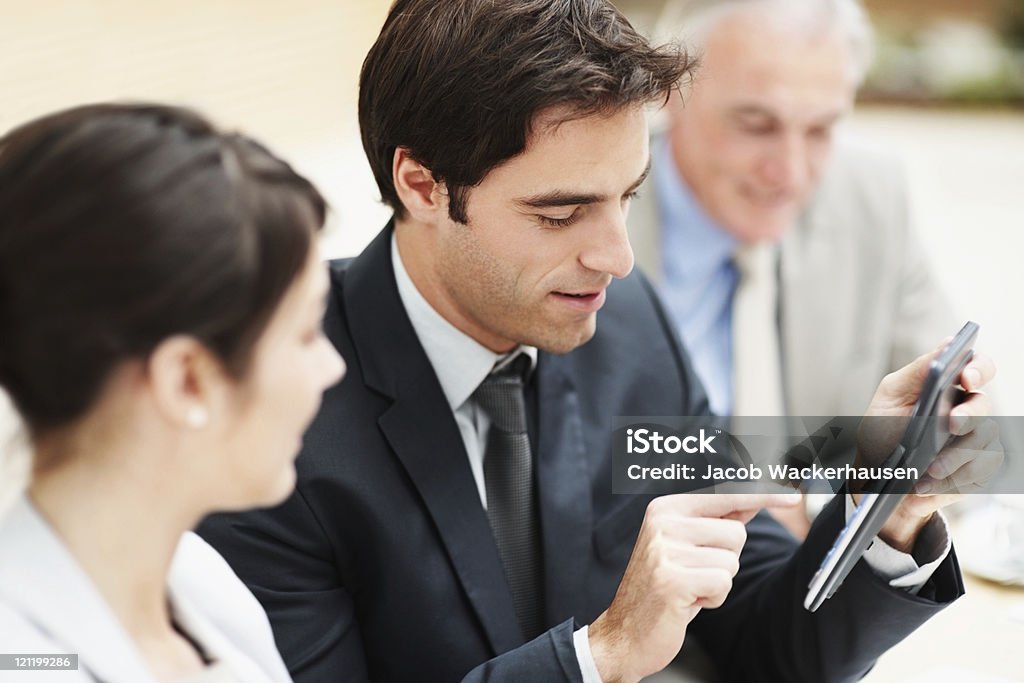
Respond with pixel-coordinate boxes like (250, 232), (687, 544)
(625, 427), (718, 454)
(611, 415), (1021, 496)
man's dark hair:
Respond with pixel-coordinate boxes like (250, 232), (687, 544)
(0, 103), (326, 439)
(359, 0), (694, 223)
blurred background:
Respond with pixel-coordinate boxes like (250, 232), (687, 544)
(1, 1), (1022, 678)
(0, 0), (396, 256)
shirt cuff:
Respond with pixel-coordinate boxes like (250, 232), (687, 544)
(573, 625), (604, 683)
(845, 493), (952, 594)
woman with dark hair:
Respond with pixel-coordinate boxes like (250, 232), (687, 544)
(0, 103), (344, 682)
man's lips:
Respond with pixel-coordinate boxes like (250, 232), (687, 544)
(550, 288), (607, 312)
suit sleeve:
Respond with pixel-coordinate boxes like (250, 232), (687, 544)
(690, 494), (963, 683)
(200, 488), (590, 683)
(201, 499), (592, 683)
(197, 491), (371, 683)
(461, 620), (584, 683)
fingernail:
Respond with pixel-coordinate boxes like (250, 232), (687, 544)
(915, 480), (933, 495)
(964, 368), (980, 387)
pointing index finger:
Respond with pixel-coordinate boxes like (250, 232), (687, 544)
(679, 491), (803, 518)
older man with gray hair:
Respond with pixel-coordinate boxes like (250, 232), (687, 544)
(629, 0), (956, 538)
(631, 0), (952, 418)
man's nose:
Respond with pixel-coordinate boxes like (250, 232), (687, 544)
(760, 132), (810, 191)
(578, 207), (635, 279)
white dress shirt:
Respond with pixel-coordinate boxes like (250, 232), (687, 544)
(391, 235), (950, 683)
(391, 236), (537, 508)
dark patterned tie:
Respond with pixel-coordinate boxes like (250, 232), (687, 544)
(474, 354), (544, 639)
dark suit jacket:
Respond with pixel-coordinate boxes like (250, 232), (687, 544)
(199, 224), (963, 683)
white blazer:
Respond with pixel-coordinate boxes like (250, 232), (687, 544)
(0, 496), (293, 683)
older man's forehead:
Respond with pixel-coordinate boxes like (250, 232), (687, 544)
(701, 5), (856, 80)
(699, 16), (856, 118)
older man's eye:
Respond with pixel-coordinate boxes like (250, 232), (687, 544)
(734, 115), (777, 136)
(807, 125), (833, 141)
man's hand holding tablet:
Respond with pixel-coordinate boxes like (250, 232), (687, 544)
(856, 330), (1002, 553)
(589, 325), (1001, 675)
(805, 322), (1004, 612)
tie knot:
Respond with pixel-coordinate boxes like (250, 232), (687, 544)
(473, 354), (530, 433)
(732, 242), (777, 281)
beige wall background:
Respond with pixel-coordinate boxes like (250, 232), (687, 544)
(0, 0), (387, 150)
(0, 0), (395, 255)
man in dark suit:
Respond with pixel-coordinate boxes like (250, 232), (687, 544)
(200, 1), (999, 681)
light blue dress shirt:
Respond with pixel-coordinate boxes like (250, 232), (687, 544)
(654, 138), (738, 416)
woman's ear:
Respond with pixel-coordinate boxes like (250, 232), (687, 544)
(392, 147), (448, 222)
(145, 336), (227, 431)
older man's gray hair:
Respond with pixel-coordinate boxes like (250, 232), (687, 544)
(655, 0), (875, 85)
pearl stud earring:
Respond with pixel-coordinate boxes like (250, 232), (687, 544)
(187, 406), (209, 429)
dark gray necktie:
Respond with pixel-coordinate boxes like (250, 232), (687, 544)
(474, 354), (544, 639)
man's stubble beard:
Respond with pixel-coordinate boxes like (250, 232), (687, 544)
(441, 221), (595, 355)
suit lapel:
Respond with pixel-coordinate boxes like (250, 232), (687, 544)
(533, 354), (591, 624)
(0, 497), (156, 683)
(780, 209), (836, 416)
(341, 225), (522, 653)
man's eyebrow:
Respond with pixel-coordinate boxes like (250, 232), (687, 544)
(514, 157), (652, 209)
(627, 158), (652, 194)
(731, 104), (844, 128)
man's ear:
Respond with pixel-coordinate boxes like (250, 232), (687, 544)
(392, 147), (448, 222)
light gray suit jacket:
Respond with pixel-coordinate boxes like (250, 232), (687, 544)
(0, 496), (293, 683)
(630, 138), (957, 416)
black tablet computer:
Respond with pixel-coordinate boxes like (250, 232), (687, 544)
(804, 321), (979, 612)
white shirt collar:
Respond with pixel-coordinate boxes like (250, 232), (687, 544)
(391, 233), (537, 411)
